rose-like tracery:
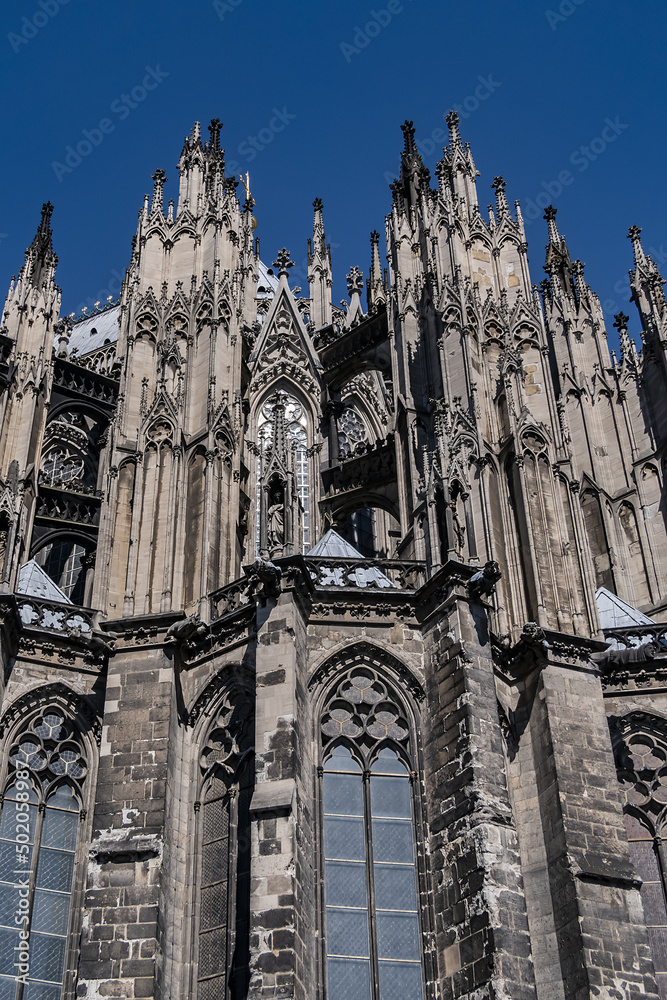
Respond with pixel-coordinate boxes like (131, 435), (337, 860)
(8, 710), (87, 787)
(321, 666), (411, 762)
(616, 729), (667, 823)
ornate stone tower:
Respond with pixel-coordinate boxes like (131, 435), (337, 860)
(0, 116), (666, 1000)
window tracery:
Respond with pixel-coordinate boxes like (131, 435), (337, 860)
(320, 667), (424, 1000)
(0, 707), (87, 1000)
(34, 539), (88, 604)
(256, 393), (310, 551)
(39, 413), (103, 492)
(337, 408), (368, 460)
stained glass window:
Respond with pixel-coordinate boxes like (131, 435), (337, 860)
(321, 668), (424, 1000)
(0, 710), (86, 1000)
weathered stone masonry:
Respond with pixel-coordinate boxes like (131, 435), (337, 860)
(0, 112), (666, 1000)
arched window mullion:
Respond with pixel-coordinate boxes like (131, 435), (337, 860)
(194, 686), (254, 1000)
(319, 664), (425, 1000)
(363, 769), (380, 1000)
(17, 797), (46, 1000)
(0, 706), (88, 1000)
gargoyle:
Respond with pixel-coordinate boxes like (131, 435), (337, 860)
(244, 558), (282, 600)
(165, 613), (209, 647)
(591, 642), (659, 668)
(468, 560), (502, 600)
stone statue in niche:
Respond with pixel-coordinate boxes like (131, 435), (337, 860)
(448, 498), (465, 556)
(267, 486), (285, 553)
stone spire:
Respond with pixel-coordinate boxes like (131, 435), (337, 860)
(367, 230), (386, 310)
(150, 169), (167, 216)
(22, 201), (58, 290)
(205, 117), (225, 204)
(628, 224), (667, 350)
(438, 111), (478, 212)
(543, 205), (574, 298)
(177, 120), (206, 215)
(391, 120), (431, 215)
(307, 198), (332, 328)
(491, 176), (510, 218)
(345, 266), (364, 328)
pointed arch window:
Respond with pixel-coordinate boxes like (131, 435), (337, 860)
(194, 690), (254, 1000)
(320, 668), (425, 1000)
(0, 708), (87, 1000)
(256, 394), (310, 551)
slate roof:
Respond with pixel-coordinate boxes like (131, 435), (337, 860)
(595, 586), (655, 629)
(307, 530), (395, 588)
(67, 304), (121, 358)
(16, 559), (72, 604)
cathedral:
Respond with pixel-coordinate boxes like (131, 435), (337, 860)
(0, 112), (666, 1000)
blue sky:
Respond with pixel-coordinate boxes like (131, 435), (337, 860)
(1, 0), (665, 345)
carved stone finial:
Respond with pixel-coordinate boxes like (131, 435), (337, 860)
(543, 205), (560, 244)
(151, 169), (167, 215)
(613, 312), (629, 331)
(492, 176), (509, 215)
(445, 111), (461, 145)
(401, 120), (416, 155)
(313, 197), (323, 211)
(208, 118), (222, 150)
(346, 266), (364, 298)
(627, 224), (646, 266)
(272, 248), (294, 276)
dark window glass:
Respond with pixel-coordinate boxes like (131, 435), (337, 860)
(0, 781), (79, 1000)
(323, 746), (423, 1000)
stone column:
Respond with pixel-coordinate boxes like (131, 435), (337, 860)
(504, 628), (660, 1000)
(77, 621), (176, 1000)
(247, 564), (314, 1000)
(420, 563), (537, 1000)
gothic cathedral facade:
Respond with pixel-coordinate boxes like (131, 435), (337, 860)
(0, 115), (666, 1000)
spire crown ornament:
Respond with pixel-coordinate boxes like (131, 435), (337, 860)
(272, 248), (294, 276)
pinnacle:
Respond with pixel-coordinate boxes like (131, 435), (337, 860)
(491, 176), (509, 216)
(346, 266), (364, 298)
(445, 110), (461, 146)
(30, 201), (54, 253)
(401, 120), (417, 155)
(208, 118), (222, 151)
(628, 224), (646, 266)
(544, 205), (560, 244)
